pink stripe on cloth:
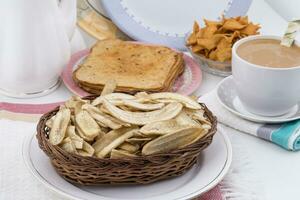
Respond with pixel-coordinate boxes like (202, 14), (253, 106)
(197, 185), (223, 200)
(0, 102), (63, 114)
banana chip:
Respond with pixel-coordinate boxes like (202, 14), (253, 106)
(175, 111), (200, 127)
(120, 99), (165, 111)
(83, 104), (122, 129)
(75, 110), (100, 140)
(118, 142), (139, 153)
(65, 96), (89, 115)
(77, 150), (91, 157)
(66, 126), (84, 149)
(96, 129), (139, 158)
(93, 127), (135, 153)
(142, 127), (203, 155)
(49, 108), (71, 145)
(92, 93), (135, 106)
(149, 93), (202, 110)
(126, 137), (153, 143)
(100, 79), (117, 96)
(60, 137), (77, 153)
(103, 99), (183, 125)
(76, 126), (95, 142)
(82, 141), (95, 156)
(184, 109), (211, 126)
(46, 115), (55, 128)
(110, 149), (137, 159)
(140, 119), (187, 136)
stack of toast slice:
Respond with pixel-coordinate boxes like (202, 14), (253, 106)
(73, 39), (184, 94)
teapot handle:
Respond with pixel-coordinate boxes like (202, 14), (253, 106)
(58, 0), (77, 39)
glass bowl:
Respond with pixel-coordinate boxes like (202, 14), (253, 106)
(186, 46), (232, 77)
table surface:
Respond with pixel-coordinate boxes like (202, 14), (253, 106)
(1, 0), (300, 199)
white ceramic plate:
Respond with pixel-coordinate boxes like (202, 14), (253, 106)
(100, 0), (253, 50)
(23, 128), (232, 200)
(217, 76), (300, 123)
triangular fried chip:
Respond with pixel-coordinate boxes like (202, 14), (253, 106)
(216, 47), (232, 62)
(223, 19), (246, 30)
(193, 21), (200, 33)
(240, 23), (260, 35)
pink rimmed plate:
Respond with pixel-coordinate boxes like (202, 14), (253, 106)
(62, 48), (202, 97)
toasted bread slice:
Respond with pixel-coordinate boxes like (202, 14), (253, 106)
(73, 40), (184, 94)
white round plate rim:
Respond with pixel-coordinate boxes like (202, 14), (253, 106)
(23, 128), (232, 200)
(100, 0), (253, 50)
(216, 76), (300, 123)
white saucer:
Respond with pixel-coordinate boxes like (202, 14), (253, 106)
(217, 76), (300, 124)
(23, 128), (232, 200)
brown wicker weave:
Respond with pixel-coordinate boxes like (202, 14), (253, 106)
(36, 95), (217, 185)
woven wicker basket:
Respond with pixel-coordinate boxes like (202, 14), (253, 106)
(36, 96), (217, 185)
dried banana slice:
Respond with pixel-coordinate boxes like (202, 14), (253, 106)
(185, 109), (211, 125)
(103, 99), (183, 125)
(92, 93), (135, 106)
(49, 108), (71, 145)
(134, 92), (155, 103)
(82, 104), (123, 129)
(126, 137), (152, 143)
(75, 126), (95, 142)
(175, 111), (200, 127)
(60, 137), (77, 153)
(110, 149), (137, 159)
(100, 79), (117, 96)
(94, 128), (106, 141)
(81, 141), (95, 156)
(120, 99), (165, 111)
(65, 96), (89, 114)
(46, 115), (55, 128)
(77, 150), (91, 157)
(133, 131), (150, 138)
(140, 119), (189, 136)
(75, 110), (100, 140)
(188, 128), (208, 145)
(99, 113), (131, 127)
(96, 129), (139, 158)
(118, 142), (139, 153)
(65, 96), (89, 105)
(66, 126), (84, 149)
(92, 127), (135, 153)
(202, 124), (212, 130)
(149, 92), (202, 110)
(142, 127), (202, 155)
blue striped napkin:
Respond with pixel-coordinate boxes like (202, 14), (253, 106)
(200, 91), (300, 151)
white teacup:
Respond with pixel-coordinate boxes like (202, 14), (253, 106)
(232, 35), (300, 116)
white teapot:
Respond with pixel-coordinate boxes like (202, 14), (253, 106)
(0, 0), (76, 97)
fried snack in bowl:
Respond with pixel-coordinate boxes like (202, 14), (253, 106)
(186, 16), (260, 76)
(36, 83), (217, 185)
